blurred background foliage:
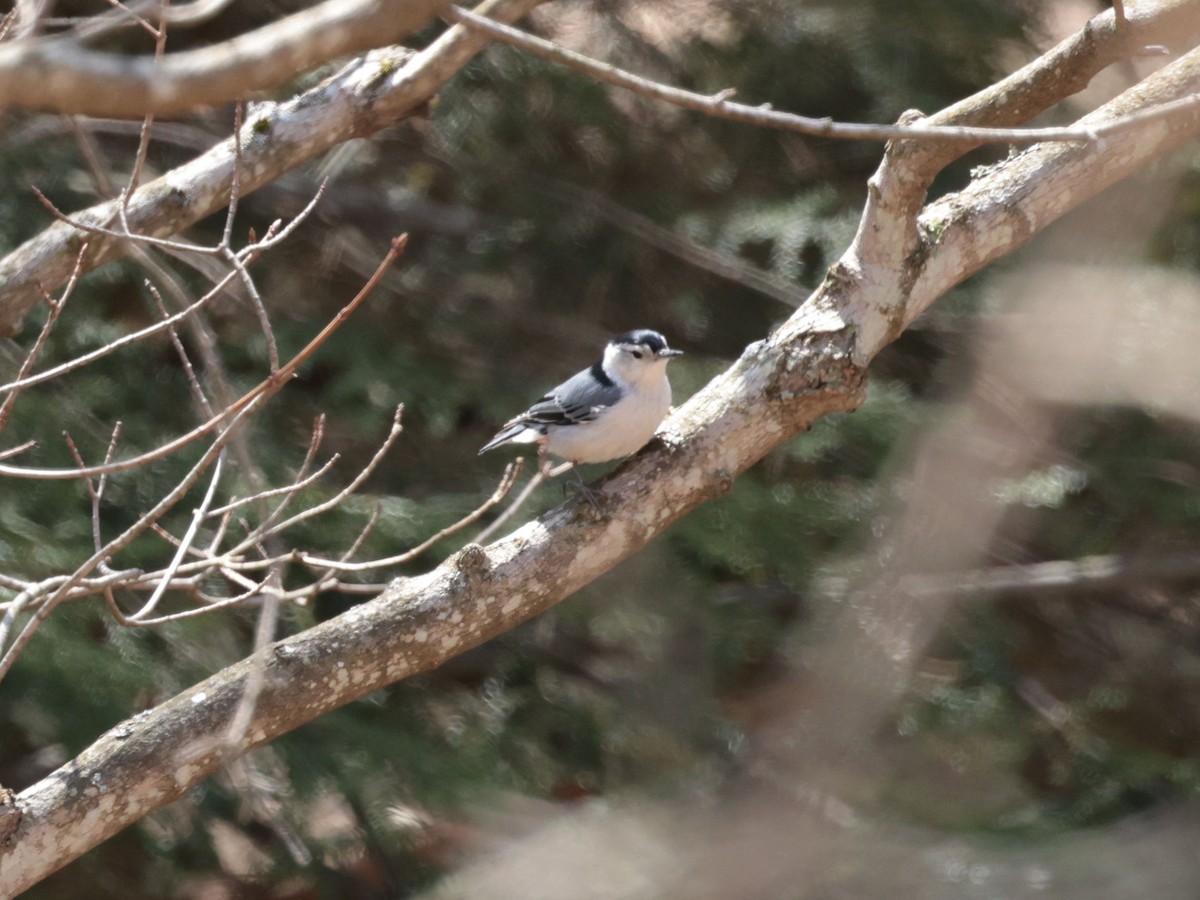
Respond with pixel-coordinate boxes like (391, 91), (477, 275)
(4, 0), (1200, 896)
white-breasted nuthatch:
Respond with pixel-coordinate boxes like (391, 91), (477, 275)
(480, 329), (683, 485)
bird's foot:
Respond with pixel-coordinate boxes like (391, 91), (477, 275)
(566, 477), (604, 512)
(546, 462), (603, 512)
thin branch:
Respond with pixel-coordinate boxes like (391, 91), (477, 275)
(146, 281), (213, 416)
(447, 4), (1199, 146)
(107, 578), (266, 628)
(0, 590), (31, 656)
(32, 186), (224, 256)
(0, 262), (236, 395)
(60, 423), (122, 558)
(0, 10), (19, 43)
(223, 248), (280, 372)
(0, 394), (268, 683)
(99, 0), (160, 37)
(221, 102), (243, 249)
(118, 0), (168, 214)
(223, 568), (283, 753)
(0, 439), (37, 461)
(536, 177), (801, 307)
(130, 448), (226, 622)
(207, 453), (340, 520)
(2, 164), (325, 401)
(32, 153), (317, 277)
(474, 463), (544, 544)
(71, 0), (239, 41)
(236, 403), (406, 551)
(900, 551), (1200, 599)
(217, 102), (284, 369)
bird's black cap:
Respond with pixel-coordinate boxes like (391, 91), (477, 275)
(611, 329), (671, 354)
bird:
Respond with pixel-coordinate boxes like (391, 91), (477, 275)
(480, 329), (683, 499)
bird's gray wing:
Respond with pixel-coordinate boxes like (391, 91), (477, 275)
(523, 364), (621, 428)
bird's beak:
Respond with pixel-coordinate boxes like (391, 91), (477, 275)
(658, 348), (684, 358)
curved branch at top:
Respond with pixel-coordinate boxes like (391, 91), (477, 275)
(446, 3), (1199, 146)
(0, 0), (448, 117)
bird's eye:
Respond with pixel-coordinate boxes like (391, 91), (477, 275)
(631, 350), (644, 359)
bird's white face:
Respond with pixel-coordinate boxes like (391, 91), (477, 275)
(603, 339), (676, 386)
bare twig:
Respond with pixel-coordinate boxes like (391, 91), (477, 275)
(146, 281), (213, 416)
(99, 0), (159, 38)
(899, 551), (1200, 599)
(60, 423), (122, 558)
(70, 0), (239, 41)
(0, 590), (31, 655)
(302, 458), (523, 571)
(0, 172), (325, 402)
(0, 243), (87, 432)
(0, 234), (405, 479)
(222, 568), (283, 753)
(221, 101), (243, 249)
(130, 448), (227, 622)
(474, 463), (544, 544)
(218, 102), (280, 370)
(32, 186), (228, 256)
(235, 403), (406, 551)
(537, 177), (801, 307)
(0, 439), (37, 461)
(0, 262), (236, 394)
(0, 10), (19, 43)
(118, 0), (168, 222)
(207, 454), (340, 520)
(0, 392), (268, 683)
(106, 578), (266, 628)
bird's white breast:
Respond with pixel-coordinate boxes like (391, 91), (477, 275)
(544, 375), (672, 464)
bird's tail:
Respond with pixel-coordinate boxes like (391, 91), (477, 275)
(478, 423), (539, 455)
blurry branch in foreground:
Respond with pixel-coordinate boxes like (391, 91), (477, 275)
(5, 2), (1200, 891)
(894, 552), (1200, 600)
